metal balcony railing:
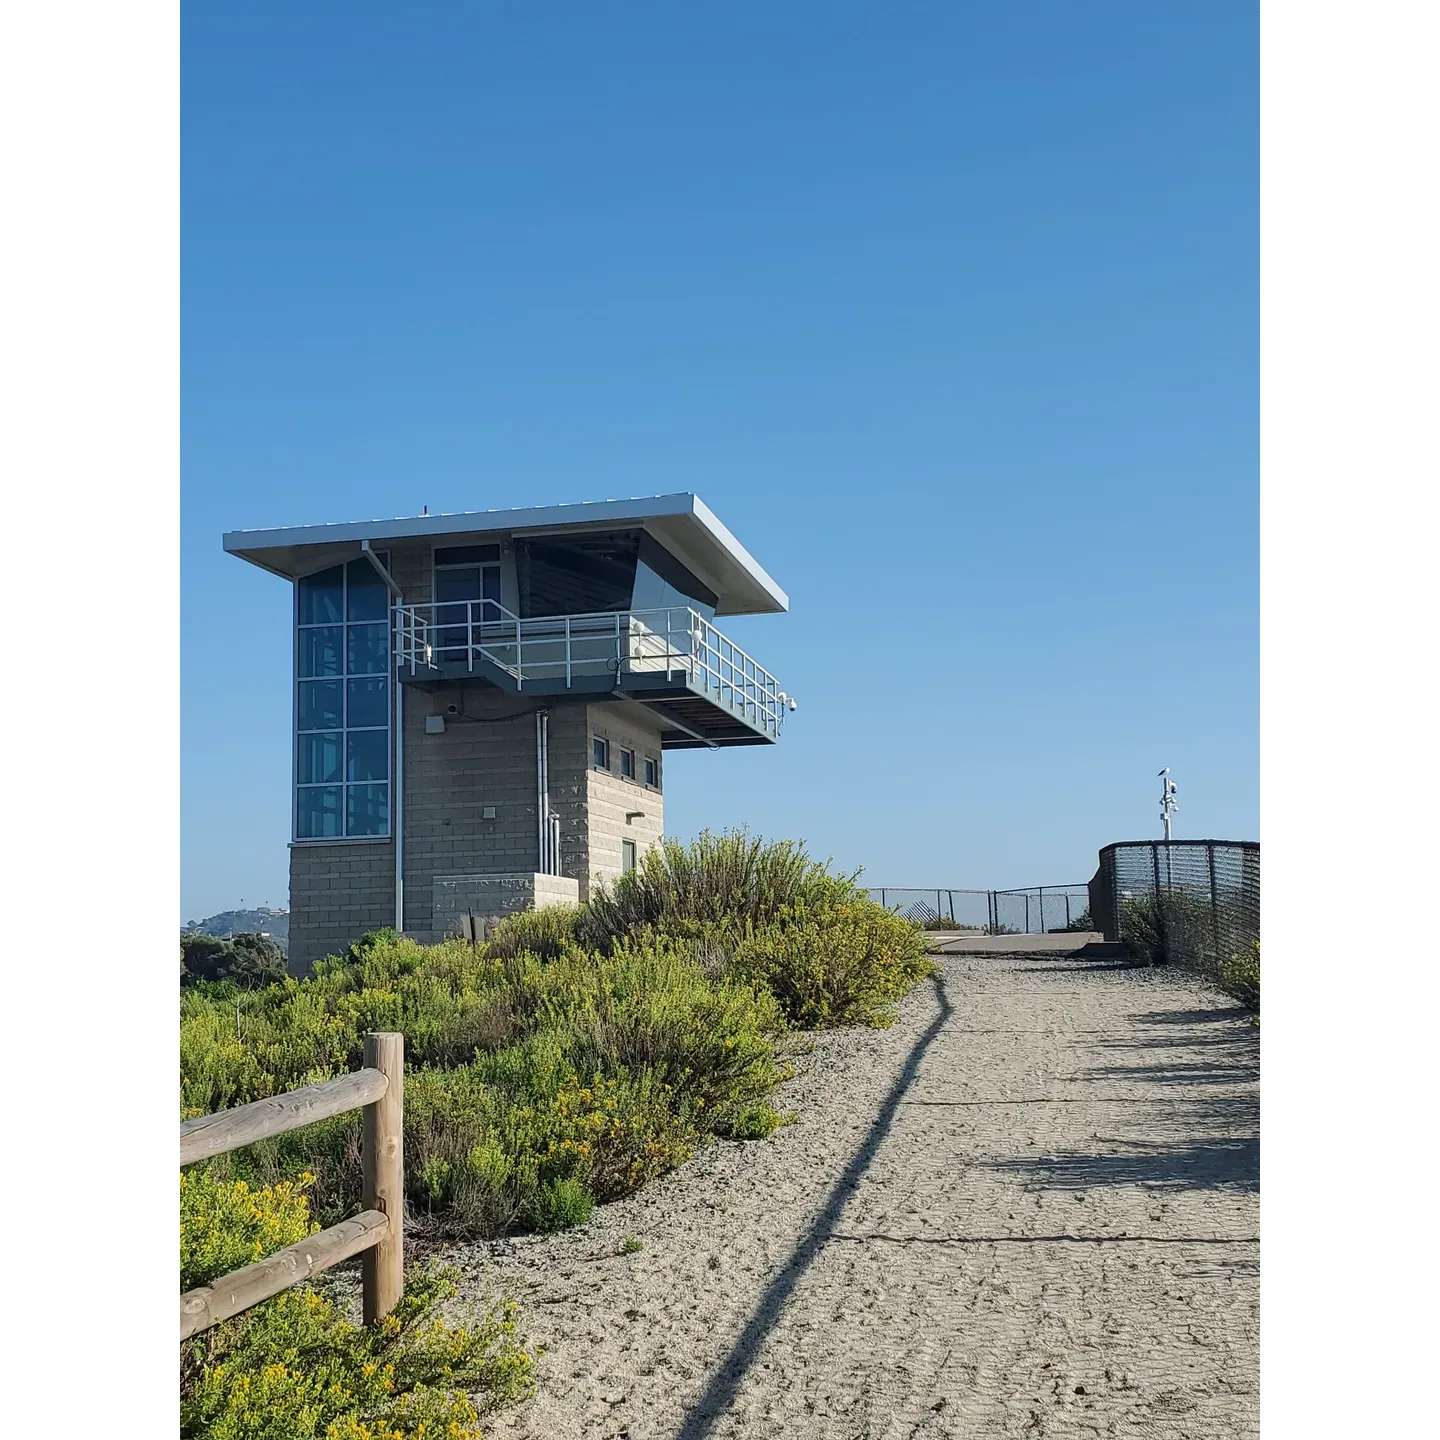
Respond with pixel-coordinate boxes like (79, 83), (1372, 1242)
(393, 601), (784, 738)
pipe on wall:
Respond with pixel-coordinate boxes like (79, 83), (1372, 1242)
(394, 644), (405, 933)
(536, 709), (550, 875)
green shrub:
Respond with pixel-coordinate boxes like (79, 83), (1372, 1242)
(1117, 891), (1215, 967)
(534, 1176), (595, 1231)
(1221, 940), (1260, 1010)
(180, 831), (933, 1243)
(180, 1168), (316, 1291)
(583, 829), (860, 950)
(486, 904), (583, 961)
(182, 933), (288, 992)
(180, 1264), (533, 1440)
(732, 899), (934, 1029)
(724, 1102), (788, 1139)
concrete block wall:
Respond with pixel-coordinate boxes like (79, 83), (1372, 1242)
(432, 872), (580, 938)
(289, 842), (394, 973)
(584, 704), (665, 896)
(402, 681), (548, 941)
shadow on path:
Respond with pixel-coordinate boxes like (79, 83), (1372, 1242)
(672, 973), (953, 1440)
(994, 1135), (1259, 1192)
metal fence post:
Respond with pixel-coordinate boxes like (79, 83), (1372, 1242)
(1207, 842), (1223, 972)
(1151, 844), (1165, 964)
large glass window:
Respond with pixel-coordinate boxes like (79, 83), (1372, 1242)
(295, 557), (391, 839)
(434, 550), (503, 663)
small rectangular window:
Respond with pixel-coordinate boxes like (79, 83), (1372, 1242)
(644, 757), (658, 788)
(621, 839), (637, 874)
(593, 737), (609, 770)
(435, 544), (501, 565)
(620, 748), (634, 780)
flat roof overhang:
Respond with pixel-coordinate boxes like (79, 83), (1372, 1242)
(222, 493), (787, 617)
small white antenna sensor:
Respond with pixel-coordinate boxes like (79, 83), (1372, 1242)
(1158, 767), (1178, 841)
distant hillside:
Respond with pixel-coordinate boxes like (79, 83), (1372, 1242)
(182, 907), (289, 952)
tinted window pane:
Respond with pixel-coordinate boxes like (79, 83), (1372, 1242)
(435, 567), (482, 602)
(346, 557), (389, 621)
(593, 738), (608, 769)
(299, 732), (344, 784)
(297, 785), (343, 838)
(347, 676), (388, 729)
(298, 566), (344, 625)
(299, 626), (343, 677)
(298, 680), (343, 731)
(347, 729), (389, 782)
(347, 623), (388, 674)
(347, 783), (389, 836)
(620, 749), (634, 778)
(645, 758), (658, 787)
(435, 545), (500, 565)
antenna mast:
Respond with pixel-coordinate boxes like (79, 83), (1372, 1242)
(1158, 767), (1178, 841)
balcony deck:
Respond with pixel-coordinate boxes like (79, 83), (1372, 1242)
(393, 603), (785, 749)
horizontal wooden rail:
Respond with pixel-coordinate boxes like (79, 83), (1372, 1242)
(179, 1033), (404, 1340)
(180, 1067), (389, 1167)
(180, 1210), (389, 1340)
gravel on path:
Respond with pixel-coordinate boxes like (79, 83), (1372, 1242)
(457, 952), (1259, 1439)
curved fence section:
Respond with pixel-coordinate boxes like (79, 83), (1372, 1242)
(1089, 840), (1259, 976)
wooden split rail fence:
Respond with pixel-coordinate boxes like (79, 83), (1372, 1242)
(179, 1032), (404, 1342)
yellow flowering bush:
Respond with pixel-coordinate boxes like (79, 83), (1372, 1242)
(181, 1265), (533, 1440)
(181, 1168), (317, 1291)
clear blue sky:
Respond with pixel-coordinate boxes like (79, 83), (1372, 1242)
(181, 2), (1257, 921)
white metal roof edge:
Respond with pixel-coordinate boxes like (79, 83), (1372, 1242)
(222, 492), (789, 612)
(687, 495), (789, 612)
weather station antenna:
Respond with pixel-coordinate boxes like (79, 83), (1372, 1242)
(1158, 767), (1178, 841)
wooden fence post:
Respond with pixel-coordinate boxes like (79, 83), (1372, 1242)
(362, 1032), (404, 1324)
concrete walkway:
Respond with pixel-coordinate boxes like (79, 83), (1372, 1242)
(480, 952), (1259, 1439)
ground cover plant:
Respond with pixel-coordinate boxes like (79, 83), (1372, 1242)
(180, 831), (931, 1430)
(181, 831), (931, 1239)
(180, 1171), (533, 1439)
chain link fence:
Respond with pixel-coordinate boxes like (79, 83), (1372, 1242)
(1088, 840), (1259, 977)
(866, 886), (1093, 935)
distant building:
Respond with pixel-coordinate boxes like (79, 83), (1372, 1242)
(224, 495), (792, 970)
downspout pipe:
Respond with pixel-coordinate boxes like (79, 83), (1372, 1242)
(536, 710), (551, 875)
(364, 542), (406, 936)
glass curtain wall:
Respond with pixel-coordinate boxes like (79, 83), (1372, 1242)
(295, 556), (391, 839)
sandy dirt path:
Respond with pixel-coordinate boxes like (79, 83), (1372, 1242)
(464, 952), (1258, 1439)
